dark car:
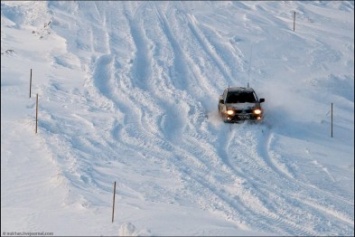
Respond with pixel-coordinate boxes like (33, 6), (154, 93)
(218, 87), (265, 123)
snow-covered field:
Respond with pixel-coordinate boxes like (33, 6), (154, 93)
(1, 1), (354, 236)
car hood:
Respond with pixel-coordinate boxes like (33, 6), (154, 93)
(225, 102), (259, 110)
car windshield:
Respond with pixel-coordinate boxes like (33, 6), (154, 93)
(226, 92), (256, 103)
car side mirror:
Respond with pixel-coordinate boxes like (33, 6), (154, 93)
(259, 98), (265, 103)
(219, 95), (224, 104)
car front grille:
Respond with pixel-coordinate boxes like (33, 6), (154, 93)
(234, 109), (253, 113)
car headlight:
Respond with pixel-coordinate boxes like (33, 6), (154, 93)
(226, 109), (235, 115)
(253, 108), (262, 115)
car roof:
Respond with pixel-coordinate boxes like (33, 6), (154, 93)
(227, 87), (255, 93)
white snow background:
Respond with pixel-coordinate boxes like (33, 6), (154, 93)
(1, 1), (354, 236)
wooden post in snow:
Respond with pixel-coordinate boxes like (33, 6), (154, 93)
(112, 181), (116, 223)
(293, 11), (296, 31)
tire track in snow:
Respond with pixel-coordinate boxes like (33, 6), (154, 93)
(169, 14), (320, 228)
(185, 14), (233, 83)
(150, 2), (190, 92)
(130, 2), (209, 144)
(119, 4), (354, 233)
(257, 128), (354, 227)
(43, 2), (135, 208)
(155, 4), (225, 100)
(150, 2), (227, 141)
(189, 123), (338, 235)
(92, 54), (114, 104)
(121, 2), (188, 144)
(218, 124), (315, 235)
(140, 4), (319, 235)
(46, 0), (198, 215)
(98, 4), (198, 206)
(123, 3), (153, 91)
(118, 4), (266, 226)
(167, 128), (315, 235)
(135, 7), (322, 229)
(42, 2), (353, 235)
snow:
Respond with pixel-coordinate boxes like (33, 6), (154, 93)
(1, 1), (354, 236)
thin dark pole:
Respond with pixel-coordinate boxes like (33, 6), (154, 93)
(293, 11), (296, 31)
(112, 181), (116, 223)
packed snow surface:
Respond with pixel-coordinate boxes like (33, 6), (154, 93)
(1, 1), (354, 236)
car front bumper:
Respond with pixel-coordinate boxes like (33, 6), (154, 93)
(224, 113), (263, 123)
